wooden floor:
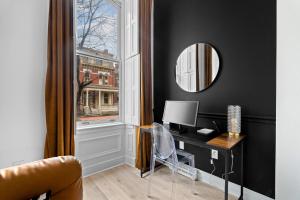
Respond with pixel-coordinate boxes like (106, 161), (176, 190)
(83, 165), (236, 200)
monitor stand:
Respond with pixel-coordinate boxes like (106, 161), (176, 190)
(169, 123), (188, 134)
(178, 124), (187, 134)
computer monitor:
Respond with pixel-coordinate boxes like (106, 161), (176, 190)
(162, 101), (199, 127)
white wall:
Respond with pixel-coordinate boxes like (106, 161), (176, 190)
(276, 0), (300, 199)
(0, 0), (49, 168)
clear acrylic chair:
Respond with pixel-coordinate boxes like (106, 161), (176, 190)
(147, 122), (196, 199)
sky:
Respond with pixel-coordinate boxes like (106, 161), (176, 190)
(76, 0), (120, 58)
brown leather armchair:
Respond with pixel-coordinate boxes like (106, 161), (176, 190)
(0, 156), (83, 200)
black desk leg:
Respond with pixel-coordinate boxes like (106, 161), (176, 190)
(140, 130), (143, 178)
(225, 150), (229, 200)
(239, 142), (244, 200)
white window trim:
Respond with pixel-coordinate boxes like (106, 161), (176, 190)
(77, 121), (125, 131)
(123, 0), (140, 126)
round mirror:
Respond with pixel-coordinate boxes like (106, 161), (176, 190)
(175, 43), (220, 92)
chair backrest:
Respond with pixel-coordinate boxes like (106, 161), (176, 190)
(151, 122), (177, 160)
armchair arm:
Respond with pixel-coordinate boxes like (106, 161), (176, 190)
(0, 156), (83, 200)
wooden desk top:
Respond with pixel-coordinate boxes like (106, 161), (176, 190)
(207, 133), (246, 150)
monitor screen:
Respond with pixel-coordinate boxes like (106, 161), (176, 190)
(162, 101), (199, 127)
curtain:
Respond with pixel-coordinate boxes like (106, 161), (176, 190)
(135, 0), (153, 170)
(44, 0), (75, 158)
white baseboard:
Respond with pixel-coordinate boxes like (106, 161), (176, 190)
(197, 169), (274, 200)
(83, 162), (125, 178)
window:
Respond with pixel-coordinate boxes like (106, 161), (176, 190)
(103, 93), (109, 104)
(104, 75), (108, 85)
(83, 70), (91, 81)
(76, 0), (121, 124)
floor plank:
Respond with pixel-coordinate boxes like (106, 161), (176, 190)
(83, 165), (237, 200)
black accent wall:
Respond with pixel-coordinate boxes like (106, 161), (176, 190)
(153, 0), (276, 198)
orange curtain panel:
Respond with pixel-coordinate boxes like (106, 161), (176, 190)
(135, 0), (153, 170)
(44, 0), (75, 158)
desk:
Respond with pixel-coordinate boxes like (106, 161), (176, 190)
(139, 125), (246, 200)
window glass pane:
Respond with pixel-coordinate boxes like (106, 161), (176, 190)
(76, 0), (120, 123)
(76, 0), (119, 58)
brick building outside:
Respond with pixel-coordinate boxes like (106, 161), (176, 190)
(77, 48), (119, 121)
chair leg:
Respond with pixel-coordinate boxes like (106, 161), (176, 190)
(171, 169), (176, 200)
(189, 155), (197, 195)
(147, 156), (156, 198)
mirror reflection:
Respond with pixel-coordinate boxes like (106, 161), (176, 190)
(175, 43), (220, 92)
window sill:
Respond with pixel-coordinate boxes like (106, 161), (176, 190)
(76, 121), (125, 131)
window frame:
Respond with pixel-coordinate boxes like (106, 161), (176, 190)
(74, 0), (125, 127)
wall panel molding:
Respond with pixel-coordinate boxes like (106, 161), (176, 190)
(125, 125), (136, 166)
(75, 124), (126, 176)
(83, 156), (125, 177)
(78, 133), (122, 162)
(197, 112), (276, 124)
